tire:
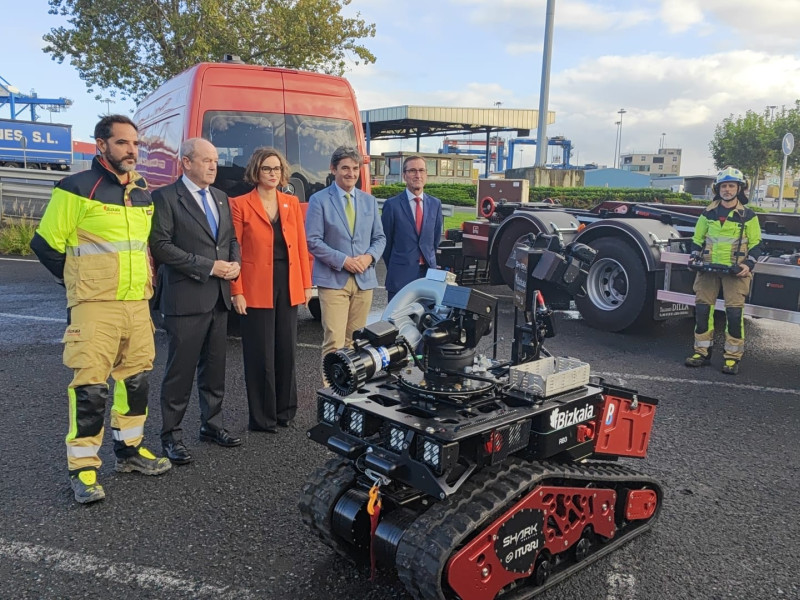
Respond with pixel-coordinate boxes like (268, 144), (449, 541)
(307, 296), (321, 321)
(2, 162), (20, 169)
(575, 237), (652, 332)
(492, 218), (539, 289)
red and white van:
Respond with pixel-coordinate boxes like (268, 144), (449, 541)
(134, 57), (369, 201)
(134, 57), (371, 319)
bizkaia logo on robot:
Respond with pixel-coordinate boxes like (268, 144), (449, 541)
(549, 403), (594, 431)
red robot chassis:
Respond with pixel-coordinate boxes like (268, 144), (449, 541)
(299, 236), (662, 599)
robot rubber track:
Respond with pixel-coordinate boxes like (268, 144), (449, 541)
(301, 456), (662, 600)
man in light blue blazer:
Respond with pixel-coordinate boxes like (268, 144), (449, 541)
(381, 155), (443, 302)
(306, 146), (386, 365)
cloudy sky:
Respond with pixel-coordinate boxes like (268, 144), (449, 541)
(4, 0), (800, 175)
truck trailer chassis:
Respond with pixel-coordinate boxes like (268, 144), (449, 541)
(439, 198), (800, 330)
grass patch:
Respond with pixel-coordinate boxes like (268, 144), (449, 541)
(0, 218), (37, 255)
(444, 212), (474, 231)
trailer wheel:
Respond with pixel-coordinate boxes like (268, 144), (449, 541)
(575, 237), (651, 332)
(493, 219), (539, 289)
(307, 297), (322, 321)
(2, 162), (20, 169)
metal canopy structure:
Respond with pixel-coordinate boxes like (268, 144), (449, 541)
(360, 105), (555, 176)
(361, 105), (552, 141)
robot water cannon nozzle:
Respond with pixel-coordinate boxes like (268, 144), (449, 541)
(322, 321), (410, 396)
(323, 286), (497, 398)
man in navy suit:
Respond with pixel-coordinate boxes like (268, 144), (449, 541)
(381, 156), (443, 302)
(305, 146), (386, 364)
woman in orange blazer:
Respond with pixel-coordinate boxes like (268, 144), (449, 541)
(231, 148), (312, 432)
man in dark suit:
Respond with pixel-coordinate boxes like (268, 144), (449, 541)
(150, 138), (242, 464)
(381, 155), (443, 302)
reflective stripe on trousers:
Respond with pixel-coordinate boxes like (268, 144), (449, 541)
(111, 425), (145, 442)
(67, 445), (101, 459)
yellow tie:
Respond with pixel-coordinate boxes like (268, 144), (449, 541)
(344, 192), (355, 234)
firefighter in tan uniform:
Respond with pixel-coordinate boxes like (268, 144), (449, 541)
(685, 166), (762, 375)
(31, 115), (171, 504)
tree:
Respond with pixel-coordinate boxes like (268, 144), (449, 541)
(43, 0), (376, 102)
(709, 109), (778, 186)
(771, 101), (800, 171)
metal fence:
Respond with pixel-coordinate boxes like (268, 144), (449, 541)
(0, 167), (63, 222)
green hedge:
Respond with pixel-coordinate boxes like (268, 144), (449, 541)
(372, 183), (698, 208)
(372, 184), (477, 206)
(528, 186), (699, 209)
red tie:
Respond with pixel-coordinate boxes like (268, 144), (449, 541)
(414, 197), (424, 265)
(414, 197), (423, 234)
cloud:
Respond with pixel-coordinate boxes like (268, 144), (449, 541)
(427, 82), (518, 108)
(546, 49), (800, 172)
(459, 0), (654, 32)
(658, 0), (704, 34)
(349, 44), (800, 173)
(657, 0), (800, 47)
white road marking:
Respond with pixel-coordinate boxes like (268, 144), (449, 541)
(606, 558), (636, 600)
(297, 342), (320, 349)
(0, 312), (64, 322)
(596, 371), (800, 395)
(0, 257), (39, 262)
(0, 538), (256, 599)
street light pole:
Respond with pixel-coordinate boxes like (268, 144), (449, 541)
(660, 132), (666, 150)
(100, 97), (115, 115)
(613, 121), (621, 168)
(535, 0), (556, 167)
(493, 101), (502, 172)
(616, 108), (627, 168)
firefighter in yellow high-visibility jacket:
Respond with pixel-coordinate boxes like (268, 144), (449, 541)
(685, 166), (762, 375)
(31, 115), (171, 505)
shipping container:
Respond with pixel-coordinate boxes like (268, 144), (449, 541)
(0, 119), (72, 170)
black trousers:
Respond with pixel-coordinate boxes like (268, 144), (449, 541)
(160, 296), (228, 443)
(240, 259), (298, 430)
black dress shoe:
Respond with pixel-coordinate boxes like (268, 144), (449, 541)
(199, 427), (242, 447)
(277, 419), (294, 428)
(162, 441), (192, 465)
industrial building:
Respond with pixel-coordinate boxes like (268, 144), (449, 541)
(370, 151), (475, 185)
(620, 148), (681, 175)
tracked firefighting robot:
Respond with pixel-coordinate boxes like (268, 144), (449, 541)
(299, 234), (662, 600)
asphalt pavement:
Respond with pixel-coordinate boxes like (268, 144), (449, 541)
(0, 256), (798, 600)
